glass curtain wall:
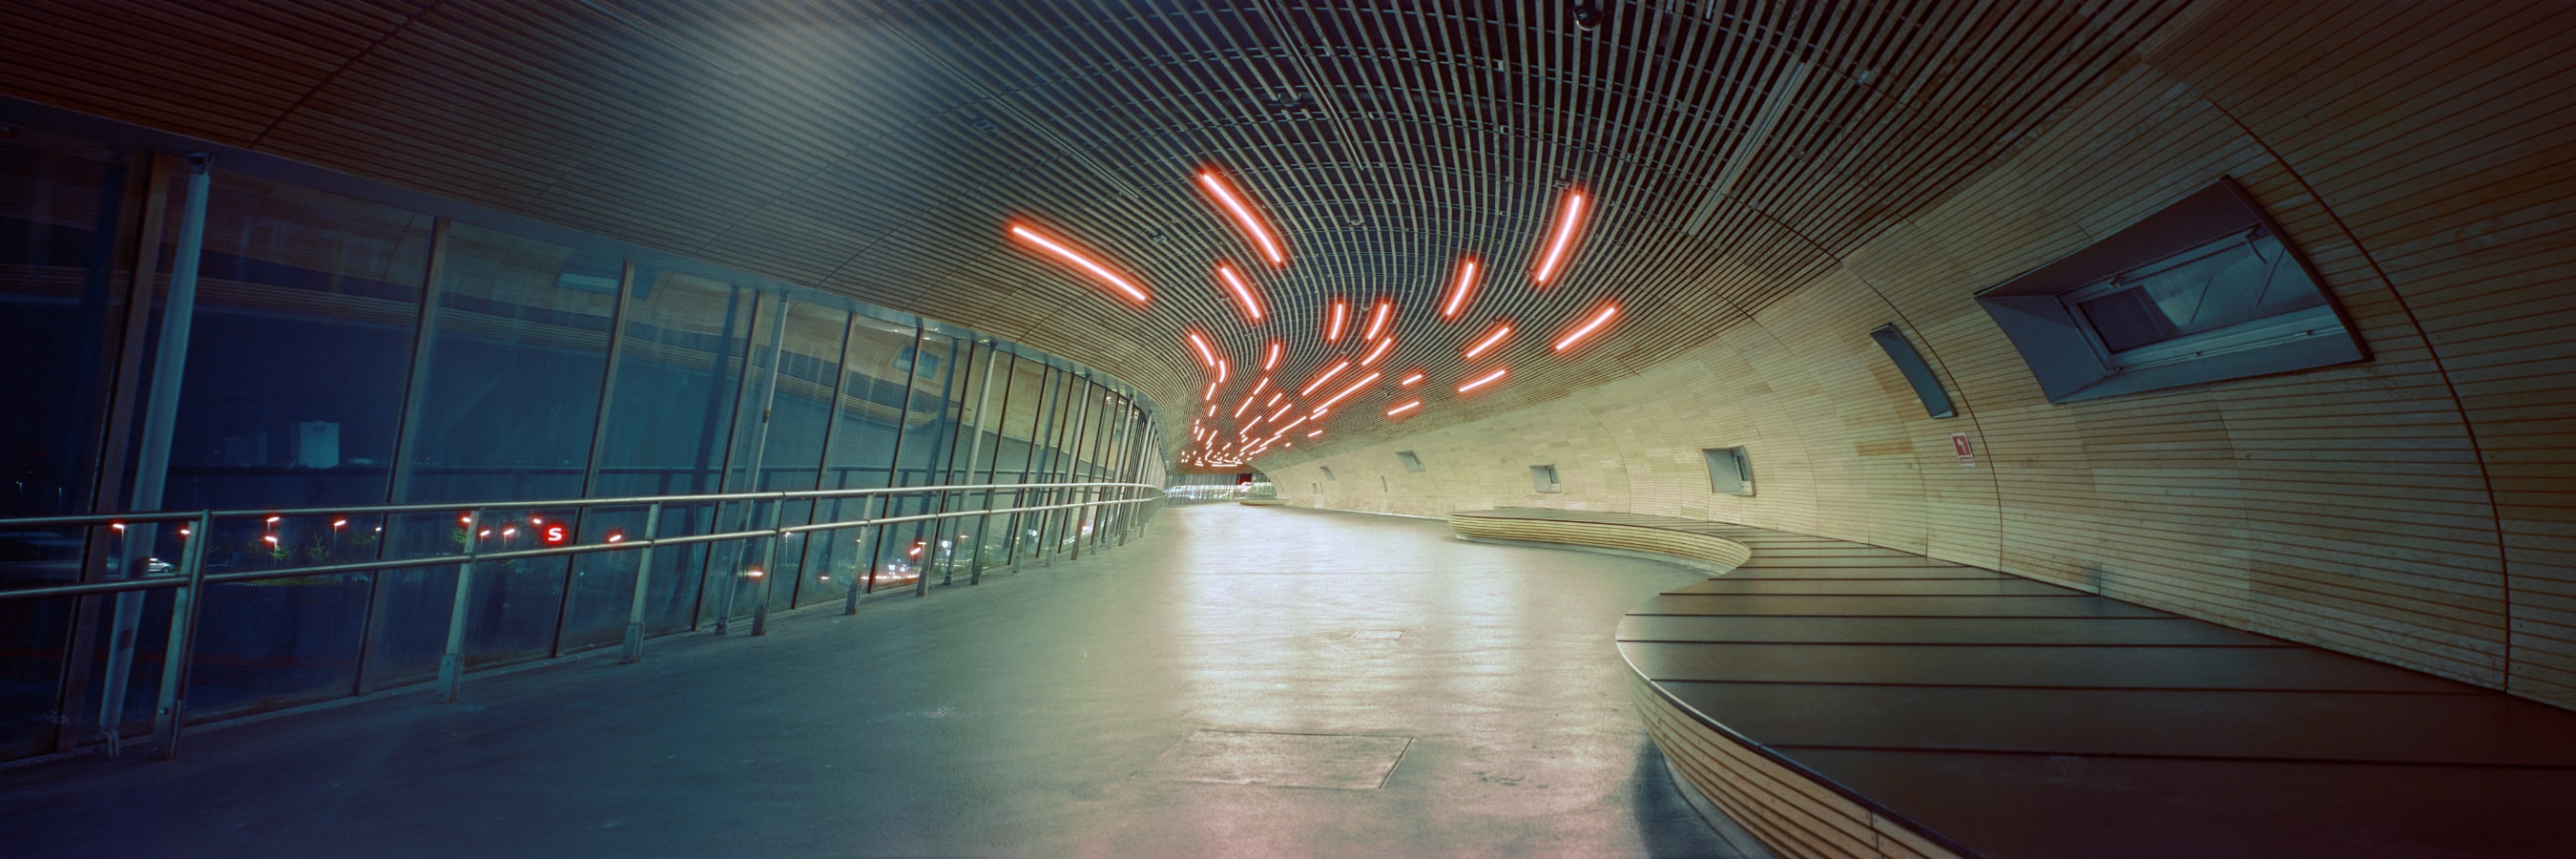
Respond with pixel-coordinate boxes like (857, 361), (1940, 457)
(0, 115), (1164, 764)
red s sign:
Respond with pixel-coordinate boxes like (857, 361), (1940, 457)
(542, 523), (571, 545)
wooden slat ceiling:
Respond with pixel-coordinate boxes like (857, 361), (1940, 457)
(0, 0), (2190, 471)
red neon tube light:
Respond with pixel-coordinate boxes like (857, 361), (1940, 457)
(1262, 340), (1282, 370)
(1553, 302), (1621, 352)
(1325, 298), (1348, 344)
(1463, 322), (1513, 359)
(1233, 392), (1259, 419)
(1362, 298), (1394, 342)
(1215, 261), (1264, 323)
(1265, 391), (1284, 407)
(1007, 222), (1151, 305)
(1531, 188), (1589, 286)
(1306, 430), (1323, 438)
(1360, 336), (1397, 367)
(1458, 367), (1508, 393)
(1386, 400), (1422, 417)
(1398, 371), (1425, 387)
(1186, 330), (1219, 368)
(1195, 169), (1286, 267)
(1299, 360), (1352, 396)
(1441, 257), (1481, 320)
(1314, 370), (1382, 412)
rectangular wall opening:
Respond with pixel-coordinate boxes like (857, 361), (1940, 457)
(1530, 464), (1561, 493)
(1395, 450), (1425, 472)
(1705, 448), (1753, 495)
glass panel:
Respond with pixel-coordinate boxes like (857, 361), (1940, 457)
(388, 222), (615, 671)
(576, 267), (753, 642)
(881, 332), (961, 587)
(760, 301), (843, 609)
(803, 316), (914, 603)
(0, 125), (130, 758)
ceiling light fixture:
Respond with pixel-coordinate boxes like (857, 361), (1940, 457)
(1007, 222), (1151, 305)
(1530, 188), (1590, 287)
(1441, 257), (1481, 320)
(1464, 322), (1514, 359)
(1552, 302), (1621, 352)
(1195, 168), (1287, 267)
(1362, 298), (1394, 341)
(1458, 367), (1508, 394)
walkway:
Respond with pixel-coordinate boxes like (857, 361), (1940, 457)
(0, 504), (1735, 857)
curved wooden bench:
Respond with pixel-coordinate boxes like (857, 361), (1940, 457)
(1452, 507), (2576, 859)
(1451, 510), (1750, 573)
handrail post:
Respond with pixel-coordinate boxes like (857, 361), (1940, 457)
(841, 495), (874, 615)
(1118, 487), (1132, 547)
(149, 511), (214, 759)
(433, 510), (484, 702)
(751, 493), (785, 636)
(619, 502), (663, 663)
(1070, 486), (1087, 561)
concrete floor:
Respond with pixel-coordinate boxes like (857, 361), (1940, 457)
(0, 504), (1735, 857)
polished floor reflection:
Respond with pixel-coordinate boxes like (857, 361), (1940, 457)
(0, 504), (1733, 857)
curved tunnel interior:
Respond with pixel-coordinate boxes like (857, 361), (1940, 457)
(2, 1), (2572, 856)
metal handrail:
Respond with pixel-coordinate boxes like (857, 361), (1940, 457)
(0, 480), (1165, 760)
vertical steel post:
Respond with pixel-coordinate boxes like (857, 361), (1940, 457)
(619, 502), (663, 663)
(841, 496), (875, 615)
(357, 216), (453, 696)
(551, 261), (635, 659)
(956, 342), (1002, 585)
(795, 313), (861, 610)
(751, 492), (786, 636)
(716, 293), (790, 635)
(434, 509), (486, 702)
(97, 154), (210, 756)
(969, 351), (1017, 585)
(862, 322), (924, 595)
(149, 511), (213, 758)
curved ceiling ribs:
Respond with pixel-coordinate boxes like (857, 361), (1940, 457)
(0, 0), (2189, 467)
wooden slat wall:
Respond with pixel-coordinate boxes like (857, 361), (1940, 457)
(1451, 511), (1754, 573)
(1285, 1), (2576, 709)
(1631, 675), (1963, 859)
(2, 1), (2568, 703)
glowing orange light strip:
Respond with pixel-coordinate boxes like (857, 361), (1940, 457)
(1360, 336), (1397, 367)
(1315, 371), (1382, 412)
(1459, 367), (1508, 393)
(1265, 391), (1284, 407)
(1268, 403), (1295, 422)
(1008, 223), (1151, 304)
(1531, 189), (1589, 286)
(1399, 371), (1425, 387)
(1306, 430), (1323, 438)
(1248, 376), (1271, 397)
(1553, 303), (1621, 351)
(1186, 330), (1218, 368)
(1362, 298), (1394, 341)
(1464, 323), (1513, 359)
(1196, 170), (1286, 267)
(1215, 358), (1228, 384)
(1387, 400), (1422, 417)
(1299, 360), (1352, 396)
(1262, 340), (1283, 370)
(1233, 392), (1259, 419)
(1325, 298), (1348, 344)
(1203, 382), (1217, 401)
(1441, 257), (1480, 320)
(1215, 261), (1263, 323)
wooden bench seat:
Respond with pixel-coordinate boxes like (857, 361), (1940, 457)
(1451, 508), (2576, 859)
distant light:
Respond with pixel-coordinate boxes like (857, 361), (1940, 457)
(1362, 298), (1394, 342)
(1195, 169), (1287, 267)
(502, 527), (519, 537)
(1306, 430), (1324, 438)
(265, 515), (280, 525)
(1459, 367), (1508, 393)
(1216, 261), (1264, 323)
(1008, 222), (1152, 305)
(477, 530), (491, 538)
(1531, 188), (1589, 286)
(1315, 371), (1382, 411)
(1325, 298), (1349, 344)
(262, 534), (279, 545)
(1399, 371), (1425, 387)
(1464, 322), (1514, 359)
(1387, 400), (1422, 417)
(607, 531), (626, 543)
(459, 514), (473, 525)
(332, 518), (348, 528)
(1552, 302), (1622, 352)
(1441, 257), (1481, 320)
(1299, 360), (1352, 396)
(1262, 340), (1283, 370)
(110, 522), (125, 532)
(745, 569), (766, 578)
(178, 528), (191, 537)
(1359, 336), (1396, 367)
